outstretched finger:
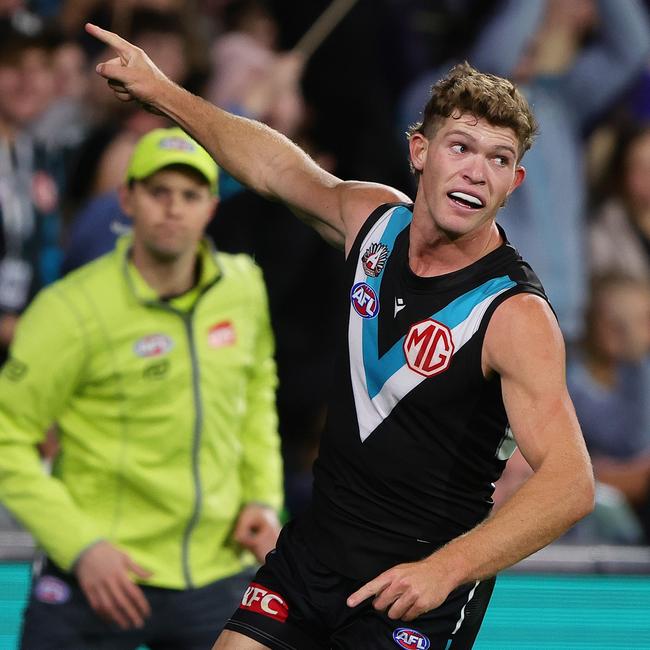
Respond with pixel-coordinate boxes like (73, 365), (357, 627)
(85, 23), (135, 58)
(347, 574), (390, 608)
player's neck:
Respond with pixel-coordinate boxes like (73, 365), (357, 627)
(407, 218), (501, 278)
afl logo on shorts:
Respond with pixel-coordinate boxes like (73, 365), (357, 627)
(403, 318), (454, 377)
(351, 282), (380, 319)
(393, 627), (431, 650)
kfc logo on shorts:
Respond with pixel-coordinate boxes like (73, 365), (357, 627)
(403, 318), (454, 377)
(393, 627), (431, 650)
(34, 576), (71, 605)
(208, 321), (236, 348)
(351, 282), (380, 319)
(240, 583), (289, 622)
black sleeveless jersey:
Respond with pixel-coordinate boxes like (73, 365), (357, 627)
(297, 203), (549, 581)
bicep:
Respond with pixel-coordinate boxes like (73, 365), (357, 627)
(485, 295), (588, 471)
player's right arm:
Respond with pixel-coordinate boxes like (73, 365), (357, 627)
(86, 23), (410, 254)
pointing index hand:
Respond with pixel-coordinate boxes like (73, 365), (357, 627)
(85, 22), (170, 115)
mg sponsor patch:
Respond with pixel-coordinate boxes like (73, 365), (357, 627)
(34, 576), (71, 605)
(403, 318), (454, 377)
(362, 242), (389, 277)
(351, 282), (380, 319)
(208, 321), (236, 349)
(134, 334), (174, 358)
(393, 627), (431, 650)
(239, 583), (289, 622)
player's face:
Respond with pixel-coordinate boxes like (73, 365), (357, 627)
(409, 112), (525, 239)
(121, 167), (217, 262)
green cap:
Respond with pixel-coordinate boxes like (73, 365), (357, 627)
(126, 127), (219, 195)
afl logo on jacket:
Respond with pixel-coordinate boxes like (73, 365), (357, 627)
(134, 334), (174, 358)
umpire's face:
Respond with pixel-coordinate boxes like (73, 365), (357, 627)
(120, 166), (218, 263)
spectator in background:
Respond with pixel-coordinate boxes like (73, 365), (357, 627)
(0, 19), (63, 363)
(400, 0), (650, 341)
(567, 273), (650, 543)
(0, 127), (283, 649)
(29, 30), (91, 153)
(62, 6), (209, 271)
(206, 0), (305, 138)
(590, 123), (650, 280)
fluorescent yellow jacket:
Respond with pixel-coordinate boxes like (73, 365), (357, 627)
(0, 236), (282, 589)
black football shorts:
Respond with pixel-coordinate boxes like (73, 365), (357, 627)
(224, 520), (495, 649)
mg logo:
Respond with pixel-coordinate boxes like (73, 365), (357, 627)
(403, 318), (454, 377)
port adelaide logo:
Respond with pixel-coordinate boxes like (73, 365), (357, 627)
(351, 282), (380, 319)
(362, 242), (389, 277)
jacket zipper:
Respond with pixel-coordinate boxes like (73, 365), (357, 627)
(181, 313), (203, 588)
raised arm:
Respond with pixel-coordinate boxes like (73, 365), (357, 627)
(86, 23), (409, 252)
(348, 294), (595, 620)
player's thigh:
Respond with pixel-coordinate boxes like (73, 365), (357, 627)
(212, 629), (271, 649)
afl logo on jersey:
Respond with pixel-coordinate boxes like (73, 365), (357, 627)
(392, 627), (430, 649)
(351, 282), (380, 318)
(362, 242), (389, 277)
(403, 318), (454, 377)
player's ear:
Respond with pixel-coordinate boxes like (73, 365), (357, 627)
(509, 165), (526, 193)
(409, 133), (428, 173)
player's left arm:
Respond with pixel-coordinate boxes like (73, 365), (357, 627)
(348, 294), (595, 620)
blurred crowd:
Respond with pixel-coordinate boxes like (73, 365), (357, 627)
(1, 0), (650, 545)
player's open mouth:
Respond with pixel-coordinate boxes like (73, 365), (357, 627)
(448, 191), (484, 209)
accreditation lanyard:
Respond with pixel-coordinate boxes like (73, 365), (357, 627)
(0, 134), (36, 312)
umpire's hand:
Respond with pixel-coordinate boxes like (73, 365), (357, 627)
(234, 503), (282, 564)
(74, 540), (152, 629)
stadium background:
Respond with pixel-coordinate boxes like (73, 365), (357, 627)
(1, 0), (650, 648)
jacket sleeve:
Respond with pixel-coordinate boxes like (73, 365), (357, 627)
(0, 285), (103, 570)
(238, 263), (283, 512)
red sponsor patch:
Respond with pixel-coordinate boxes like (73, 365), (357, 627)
(208, 321), (236, 348)
(403, 318), (454, 377)
(239, 582), (289, 622)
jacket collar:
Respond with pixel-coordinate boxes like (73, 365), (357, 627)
(117, 235), (222, 310)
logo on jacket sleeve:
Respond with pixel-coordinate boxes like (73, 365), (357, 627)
(362, 242), (389, 277)
(34, 576), (71, 604)
(393, 627), (431, 649)
(208, 321), (236, 348)
(239, 583), (289, 622)
(351, 282), (380, 319)
(134, 334), (174, 358)
(403, 318), (454, 377)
